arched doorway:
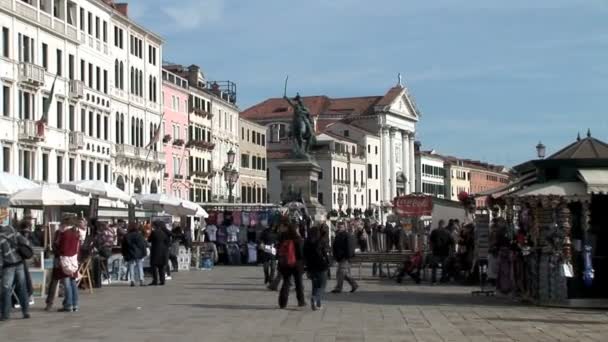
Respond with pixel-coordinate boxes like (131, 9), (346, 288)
(150, 180), (158, 194)
(134, 178), (142, 194)
(116, 175), (125, 191)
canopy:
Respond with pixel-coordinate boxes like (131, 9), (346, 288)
(135, 193), (182, 212)
(10, 184), (87, 208)
(178, 200), (208, 218)
(578, 168), (608, 194)
(511, 181), (588, 198)
(0, 172), (39, 196)
(60, 180), (134, 203)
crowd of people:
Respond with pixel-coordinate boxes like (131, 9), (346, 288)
(0, 212), (192, 321)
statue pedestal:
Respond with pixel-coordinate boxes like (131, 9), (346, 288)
(277, 159), (327, 223)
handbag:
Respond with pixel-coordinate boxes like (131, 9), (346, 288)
(59, 255), (79, 276)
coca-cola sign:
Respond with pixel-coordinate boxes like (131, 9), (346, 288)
(393, 195), (433, 217)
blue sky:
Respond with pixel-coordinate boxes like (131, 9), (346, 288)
(130, 0), (608, 167)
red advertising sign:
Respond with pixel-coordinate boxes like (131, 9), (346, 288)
(393, 195), (433, 217)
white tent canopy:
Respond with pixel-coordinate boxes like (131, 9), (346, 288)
(60, 180), (133, 203)
(9, 184), (88, 208)
(0, 172), (39, 196)
(179, 199), (208, 218)
(578, 168), (608, 194)
(135, 194), (208, 218)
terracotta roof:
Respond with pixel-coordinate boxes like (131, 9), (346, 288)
(548, 133), (608, 160)
(240, 94), (383, 122)
(376, 86), (404, 107)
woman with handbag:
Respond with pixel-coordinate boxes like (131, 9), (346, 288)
(56, 219), (81, 312)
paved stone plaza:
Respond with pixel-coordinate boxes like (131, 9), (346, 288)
(1, 266), (607, 342)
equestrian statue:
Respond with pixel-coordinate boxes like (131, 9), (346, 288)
(283, 76), (316, 159)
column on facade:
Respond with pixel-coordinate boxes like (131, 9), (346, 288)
(401, 130), (409, 193)
(409, 132), (415, 195)
(389, 128), (397, 200)
(381, 127), (390, 202)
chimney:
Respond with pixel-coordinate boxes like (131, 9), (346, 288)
(187, 65), (200, 87)
(115, 3), (128, 17)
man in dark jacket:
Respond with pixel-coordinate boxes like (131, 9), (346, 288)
(148, 221), (170, 286)
(259, 226), (278, 285)
(0, 224), (31, 320)
(429, 220), (455, 284)
(331, 221), (358, 293)
(122, 223), (147, 287)
(277, 224), (306, 309)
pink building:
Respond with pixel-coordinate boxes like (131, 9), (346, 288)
(161, 68), (191, 200)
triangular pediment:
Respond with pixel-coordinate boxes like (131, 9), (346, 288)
(388, 93), (419, 120)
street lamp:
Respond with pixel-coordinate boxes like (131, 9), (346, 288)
(223, 149), (239, 203)
(536, 141), (546, 159)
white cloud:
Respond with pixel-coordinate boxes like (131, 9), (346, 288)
(162, 0), (224, 32)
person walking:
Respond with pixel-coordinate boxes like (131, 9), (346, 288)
(45, 217), (69, 311)
(429, 220), (455, 284)
(122, 222), (147, 287)
(0, 221), (31, 320)
(303, 226), (330, 311)
(331, 221), (358, 293)
(148, 221), (170, 286)
(259, 225), (278, 285)
(277, 224), (306, 309)
(56, 220), (81, 312)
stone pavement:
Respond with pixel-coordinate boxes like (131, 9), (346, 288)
(1, 266), (608, 342)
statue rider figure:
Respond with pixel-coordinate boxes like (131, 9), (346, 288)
(283, 93), (316, 158)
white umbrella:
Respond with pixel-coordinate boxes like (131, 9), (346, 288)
(178, 199), (208, 218)
(60, 180), (133, 203)
(10, 184), (86, 207)
(135, 193), (182, 212)
(0, 172), (38, 196)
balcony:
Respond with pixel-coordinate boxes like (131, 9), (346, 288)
(69, 80), (84, 99)
(187, 140), (215, 151)
(68, 131), (84, 150)
(18, 119), (44, 142)
(172, 138), (185, 147)
(192, 171), (213, 179)
(19, 62), (45, 86)
(190, 106), (212, 118)
(115, 144), (165, 164)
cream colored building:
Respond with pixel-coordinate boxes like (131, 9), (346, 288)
(239, 118), (267, 203)
(444, 160), (471, 201)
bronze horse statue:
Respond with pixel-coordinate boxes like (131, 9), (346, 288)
(284, 93), (316, 158)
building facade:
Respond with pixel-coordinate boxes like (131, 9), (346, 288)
(164, 63), (240, 204)
(239, 118), (267, 204)
(469, 165), (510, 207)
(161, 68), (189, 200)
(0, 0), (162, 195)
(241, 83), (420, 215)
(415, 150), (446, 199)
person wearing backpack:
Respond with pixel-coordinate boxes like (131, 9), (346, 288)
(277, 224), (306, 309)
(303, 225), (330, 311)
(331, 221), (358, 293)
(0, 220), (32, 321)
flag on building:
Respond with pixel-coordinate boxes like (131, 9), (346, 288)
(37, 74), (58, 125)
(145, 112), (164, 149)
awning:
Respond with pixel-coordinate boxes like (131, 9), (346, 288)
(511, 181), (588, 198)
(578, 169), (608, 194)
(475, 173), (536, 198)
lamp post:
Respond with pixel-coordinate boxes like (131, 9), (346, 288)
(536, 141), (546, 159)
(223, 149), (239, 203)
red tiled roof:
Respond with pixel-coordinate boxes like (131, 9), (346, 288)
(376, 86), (404, 107)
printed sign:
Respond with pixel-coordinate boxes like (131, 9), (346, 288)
(393, 195), (433, 217)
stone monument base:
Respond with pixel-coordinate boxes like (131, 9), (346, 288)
(277, 159), (327, 223)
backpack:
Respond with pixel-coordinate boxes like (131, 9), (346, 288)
(278, 240), (297, 268)
(9, 236), (33, 260)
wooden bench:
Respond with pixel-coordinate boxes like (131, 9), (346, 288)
(349, 252), (414, 280)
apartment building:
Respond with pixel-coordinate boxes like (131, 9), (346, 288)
(0, 0), (162, 194)
(415, 149), (446, 199)
(239, 118), (267, 204)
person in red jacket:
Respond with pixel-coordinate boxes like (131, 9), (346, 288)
(56, 220), (81, 312)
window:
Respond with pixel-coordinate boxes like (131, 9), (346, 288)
(95, 16), (100, 39)
(18, 34), (34, 63)
(42, 153), (49, 182)
(102, 21), (107, 42)
(56, 101), (63, 129)
(79, 8), (84, 31)
(367, 164), (372, 179)
(87, 12), (92, 35)
(80, 160), (86, 180)
(103, 165), (109, 183)
(368, 144), (371, 153)
(262, 134), (266, 146)
(103, 116), (108, 140)
(103, 70), (108, 94)
(56, 49), (62, 76)
(80, 59), (85, 82)
(375, 189), (379, 201)
(89, 161), (93, 180)
(80, 109), (85, 133)
(2, 27), (8, 57)
(88, 111), (93, 136)
(18, 91), (35, 120)
(96, 163), (101, 181)
(96, 66), (100, 91)
(68, 105), (74, 131)
(375, 146), (378, 155)
(41, 43), (48, 70)
(2, 86), (10, 117)
(56, 156), (63, 183)
(68, 54), (74, 80)
(241, 154), (249, 168)
(375, 165), (378, 179)
(2, 146), (10, 172)
(344, 130), (349, 137)
(88, 63), (93, 88)
(68, 158), (74, 181)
